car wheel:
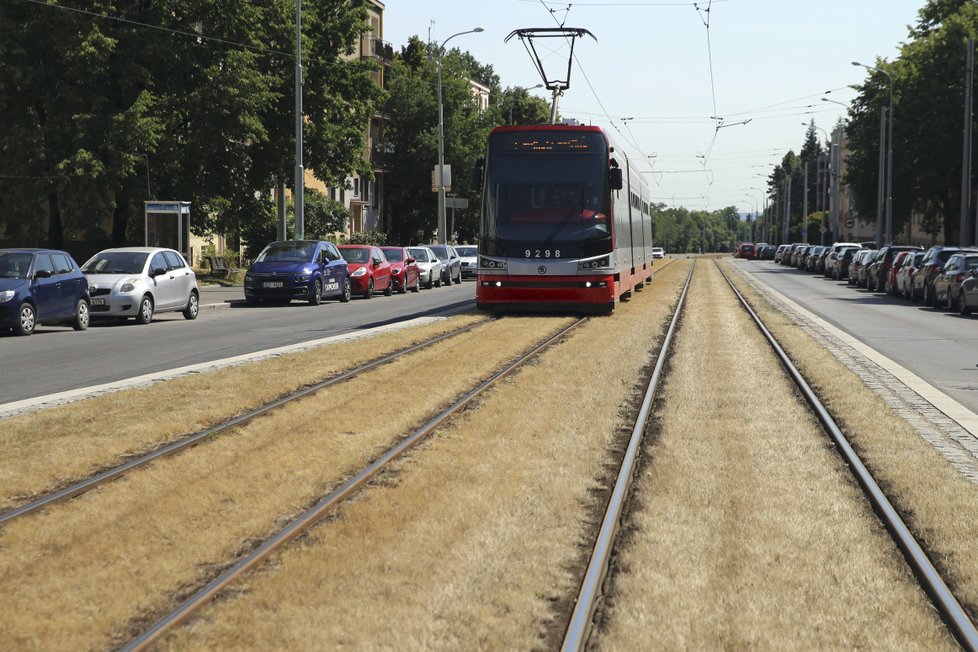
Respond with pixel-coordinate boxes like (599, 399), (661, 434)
(364, 278), (374, 299)
(383, 277), (393, 296)
(925, 284), (935, 307)
(411, 274), (421, 293)
(72, 298), (90, 330)
(959, 291), (972, 315)
(14, 302), (36, 336)
(340, 277), (352, 303)
(183, 291), (199, 320)
(309, 279), (323, 306)
(435, 274), (442, 288)
(946, 289), (954, 311)
(425, 272), (434, 289)
(135, 295), (154, 324)
(454, 268), (461, 284)
(246, 296), (260, 306)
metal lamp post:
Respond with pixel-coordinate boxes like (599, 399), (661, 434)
(853, 61), (894, 245)
(295, 0), (304, 239)
(806, 123), (832, 244)
(437, 27), (483, 245)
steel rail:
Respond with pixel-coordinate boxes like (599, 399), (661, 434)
(562, 261), (695, 652)
(717, 261), (978, 652)
(0, 319), (489, 527)
(123, 316), (588, 652)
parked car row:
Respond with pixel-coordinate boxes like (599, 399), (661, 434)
(243, 240), (466, 304)
(763, 241), (978, 315)
(1, 240), (475, 336)
(1, 246), (199, 336)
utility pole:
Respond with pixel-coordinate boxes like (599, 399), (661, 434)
(802, 162), (809, 244)
(294, 1), (304, 240)
(876, 106), (886, 246)
(962, 37), (974, 247)
(783, 177), (792, 244)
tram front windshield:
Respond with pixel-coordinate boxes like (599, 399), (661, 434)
(481, 131), (611, 257)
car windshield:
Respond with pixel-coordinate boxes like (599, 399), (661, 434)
(340, 247), (371, 263)
(82, 251), (148, 274)
(408, 248), (430, 262)
(428, 245), (448, 260)
(456, 246), (477, 257)
(0, 252), (35, 278)
(382, 248), (404, 262)
(256, 242), (316, 263)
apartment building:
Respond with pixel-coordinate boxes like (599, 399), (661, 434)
(305, 0), (390, 236)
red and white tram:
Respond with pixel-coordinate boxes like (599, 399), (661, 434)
(473, 124), (653, 313)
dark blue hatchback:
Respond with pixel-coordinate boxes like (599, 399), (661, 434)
(0, 248), (91, 335)
(244, 240), (351, 305)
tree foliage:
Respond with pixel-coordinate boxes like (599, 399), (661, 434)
(844, 0), (978, 243)
(382, 36), (503, 245)
(0, 0), (380, 252)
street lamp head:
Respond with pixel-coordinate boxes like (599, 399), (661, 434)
(473, 27), (485, 33)
(851, 61), (863, 67)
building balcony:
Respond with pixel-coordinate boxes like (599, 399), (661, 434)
(361, 36), (393, 64)
(370, 143), (392, 171)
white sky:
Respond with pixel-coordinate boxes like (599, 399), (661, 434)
(383, 0), (926, 216)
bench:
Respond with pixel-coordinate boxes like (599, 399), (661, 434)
(207, 256), (237, 277)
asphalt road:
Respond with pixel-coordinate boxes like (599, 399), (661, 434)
(0, 280), (476, 406)
(738, 259), (978, 416)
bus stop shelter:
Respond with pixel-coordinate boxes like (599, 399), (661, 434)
(144, 201), (191, 264)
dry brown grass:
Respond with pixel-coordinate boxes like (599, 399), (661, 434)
(597, 260), (953, 649)
(0, 315), (484, 510)
(724, 261), (978, 629)
(154, 262), (691, 650)
(0, 315), (578, 650)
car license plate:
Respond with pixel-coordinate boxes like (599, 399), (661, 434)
(91, 298), (107, 306)
(263, 281), (283, 288)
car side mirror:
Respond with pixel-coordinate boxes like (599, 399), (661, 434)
(34, 269), (52, 279)
(152, 267), (167, 276)
(610, 167), (623, 190)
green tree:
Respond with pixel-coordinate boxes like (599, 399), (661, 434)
(498, 86), (551, 126)
(0, 0), (380, 253)
(845, 0), (978, 243)
(382, 36), (499, 244)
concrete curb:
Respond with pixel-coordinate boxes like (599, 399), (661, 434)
(0, 316), (445, 420)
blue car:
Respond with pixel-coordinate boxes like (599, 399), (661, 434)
(244, 240), (351, 305)
(0, 248), (91, 335)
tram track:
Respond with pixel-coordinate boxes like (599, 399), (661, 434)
(564, 258), (978, 650)
(122, 317), (588, 651)
(0, 319), (489, 526)
(0, 312), (593, 650)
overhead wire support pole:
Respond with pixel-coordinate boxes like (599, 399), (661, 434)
(436, 27), (483, 245)
(504, 27), (596, 124)
(294, 0), (304, 240)
(963, 38), (974, 248)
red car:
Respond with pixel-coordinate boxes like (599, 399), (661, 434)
(735, 243), (755, 259)
(338, 245), (393, 299)
(379, 246), (421, 294)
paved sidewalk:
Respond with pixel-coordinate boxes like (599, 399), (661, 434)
(199, 284), (242, 309)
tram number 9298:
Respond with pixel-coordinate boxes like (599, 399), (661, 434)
(525, 249), (561, 259)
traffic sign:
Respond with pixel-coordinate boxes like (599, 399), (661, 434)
(844, 217), (855, 228)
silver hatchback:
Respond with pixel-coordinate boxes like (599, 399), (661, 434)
(83, 247), (199, 324)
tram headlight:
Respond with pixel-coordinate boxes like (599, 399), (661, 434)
(480, 256), (506, 270)
(578, 256), (609, 271)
